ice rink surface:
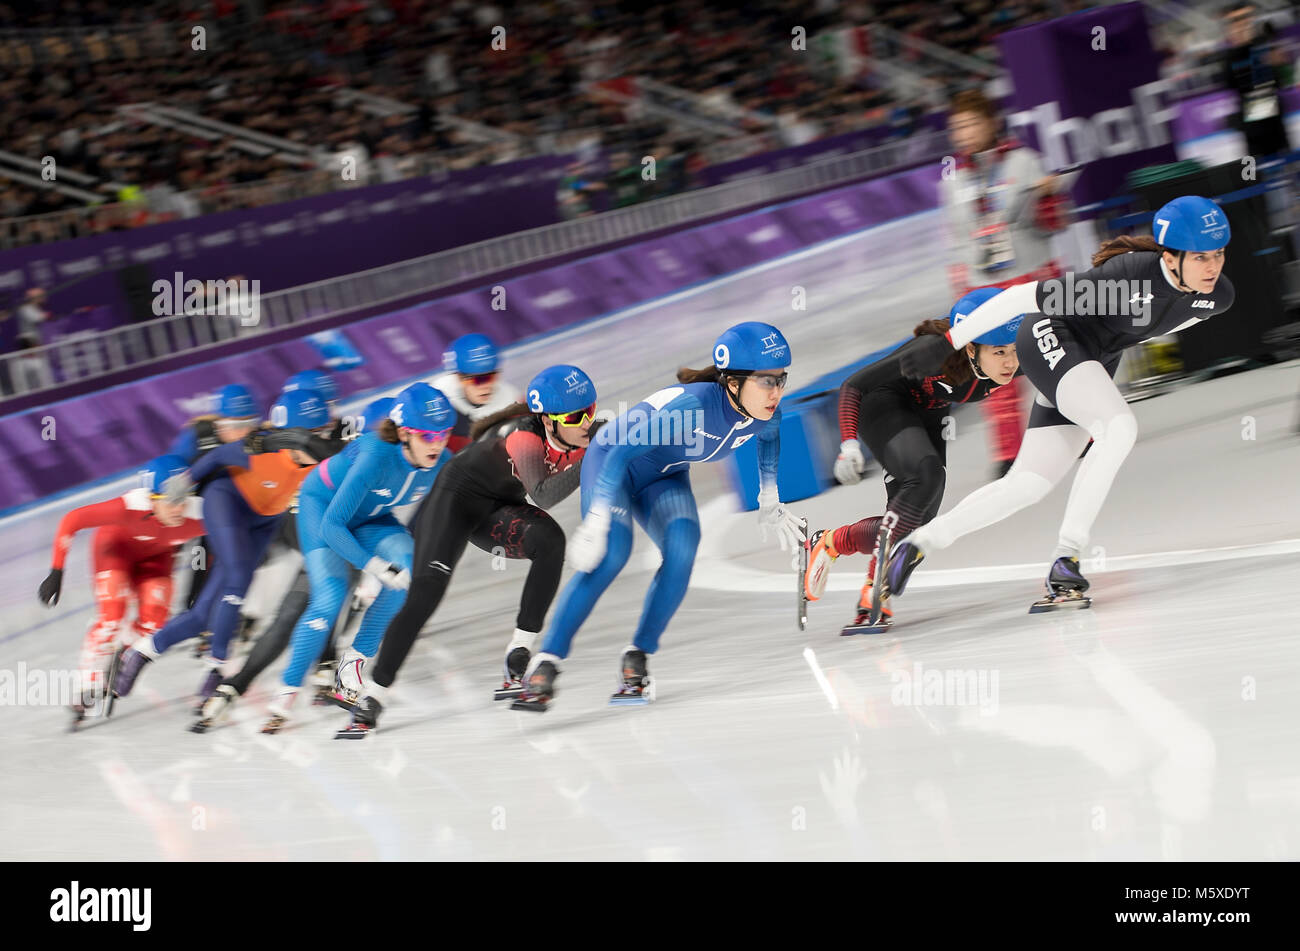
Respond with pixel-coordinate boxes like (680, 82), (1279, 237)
(2, 211), (1298, 861)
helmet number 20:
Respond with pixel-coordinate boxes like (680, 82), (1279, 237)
(528, 389), (543, 412)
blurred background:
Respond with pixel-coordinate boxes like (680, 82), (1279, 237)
(1, 0), (1299, 505)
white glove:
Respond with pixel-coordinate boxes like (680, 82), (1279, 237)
(569, 507), (612, 573)
(757, 486), (805, 554)
(161, 471), (194, 504)
(833, 439), (867, 485)
(363, 555), (411, 591)
(352, 570), (382, 609)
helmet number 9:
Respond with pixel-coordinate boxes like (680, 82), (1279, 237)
(270, 404), (287, 428)
(714, 343), (730, 368)
(528, 389), (543, 412)
(1154, 217), (1170, 245)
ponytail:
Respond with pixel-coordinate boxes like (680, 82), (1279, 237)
(376, 419), (401, 444)
(470, 400), (532, 441)
(912, 318), (974, 386)
(1092, 234), (1163, 268)
(676, 366), (722, 384)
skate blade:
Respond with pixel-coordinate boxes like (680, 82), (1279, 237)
(334, 725), (373, 740)
(189, 719), (211, 734)
(796, 517), (810, 630)
(510, 697), (550, 713)
(840, 620), (892, 636)
(1028, 595), (1092, 614)
(608, 694), (652, 706)
(317, 691), (356, 711)
(493, 685), (525, 701)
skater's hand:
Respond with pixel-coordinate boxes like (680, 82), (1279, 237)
(899, 333), (953, 380)
(833, 439), (867, 485)
(569, 507), (611, 573)
(364, 556), (411, 591)
(757, 487), (804, 555)
(161, 471), (193, 504)
(38, 567), (63, 607)
(352, 571), (382, 609)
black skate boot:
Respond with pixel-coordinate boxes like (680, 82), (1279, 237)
(191, 684), (238, 733)
(511, 660), (558, 713)
(494, 647), (531, 701)
(609, 649), (654, 706)
(191, 632), (211, 659)
(885, 538), (925, 598)
(1029, 556), (1092, 614)
(112, 646), (153, 698)
(335, 695), (383, 739)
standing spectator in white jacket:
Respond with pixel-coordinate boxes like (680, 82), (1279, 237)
(940, 88), (1071, 477)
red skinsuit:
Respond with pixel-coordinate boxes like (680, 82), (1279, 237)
(51, 488), (204, 686)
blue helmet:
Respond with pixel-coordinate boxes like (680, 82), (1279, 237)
(362, 396), (396, 433)
(139, 454), (189, 496)
(1153, 196), (1230, 252)
(525, 365), (596, 416)
(443, 333), (500, 375)
(214, 383), (257, 419)
(283, 369), (338, 404)
(712, 322), (792, 373)
(269, 388), (330, 429)
(390, 383), (455, 431)
(950, 287), (1024, 347)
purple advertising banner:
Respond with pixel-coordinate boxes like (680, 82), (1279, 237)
(0, 157), (570, 328)
(0, 164), (942, 511)
(998, 2), (1178, 207)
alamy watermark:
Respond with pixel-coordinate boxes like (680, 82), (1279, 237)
(594, 402), (713, 458)
(890, 662), (999, 716)
(152, 271), (261, 326)
(1038, 274), (1155, 325)
(0, 663), (107, 713)
(50, 882), (151, 931)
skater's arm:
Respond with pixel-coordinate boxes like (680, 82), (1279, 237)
(50, 498), (128, 570)
(946, 282), (1041, 349)
(757, 409), (781, 493)
(188, 439), (251, 484)
(320, 445), (386, 570)
(168, 426), (198, 463)
(504, 429), (581, 509)
(589, 391), (705, 513)
(247, 427), (343, 462)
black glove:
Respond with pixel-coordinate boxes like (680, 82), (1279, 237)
(898, 333), (954, 379)
(38, 568), (63, 607)
(243, 428), (271, 454)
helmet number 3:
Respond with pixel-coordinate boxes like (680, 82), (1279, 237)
(528, 389), (543, 412)
(1154, 217), (1170, 245)
(714, 343), (730, 368)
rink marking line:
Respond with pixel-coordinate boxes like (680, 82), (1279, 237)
(691, 497), (1300, 593)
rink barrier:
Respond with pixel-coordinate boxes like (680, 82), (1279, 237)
(725, 341), (907, 510)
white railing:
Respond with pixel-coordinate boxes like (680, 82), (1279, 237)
(0, 130), (948, 402)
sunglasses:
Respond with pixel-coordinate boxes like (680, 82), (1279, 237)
(460, 372), (499, 386)
(745, 372), (789, 391)
(545, 404), (596, 427)
(407, 427), (453, 442)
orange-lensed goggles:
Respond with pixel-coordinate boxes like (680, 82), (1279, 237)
(545, 404), (596, 427)
(460, 372), (499, 386)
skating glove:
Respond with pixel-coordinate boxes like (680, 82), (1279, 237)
(38, 567), (63, 606)
(364, 556), (411, 591)
(833, 439), (867, 485)
(898, 333), (953, 379)
(569, 506), (612, 573)
(757, 486), (804, 554)
(161, 471), (194, 505)
(352, 571), (382, 609)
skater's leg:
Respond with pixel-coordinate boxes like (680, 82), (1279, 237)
(79, 542), (132, 692)
(349, 518), (415, 660)
(369, 489), (480, 689)
(129, 551), (175, 646)
(207, 512), (280, 665)
(227, 567), (310, 694)
(468, 504), (566, 634)
(536, 478), (634, 661)
(1047, 361), (1138, 557)
(628, 471), (699, 654)
(835, 419), (946, 556)
(238, 530), (302, 637)
(282, 545), (351, 689)
(911, 414), (1091, 552)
